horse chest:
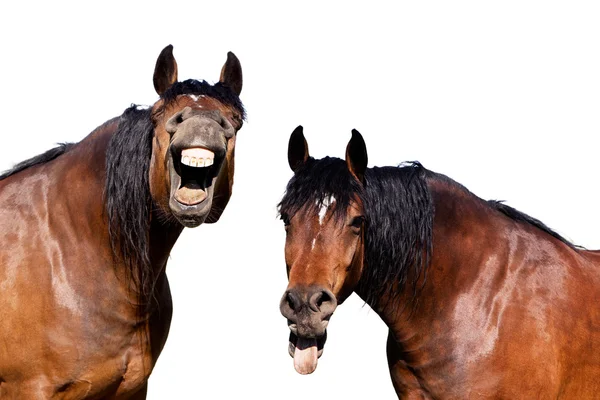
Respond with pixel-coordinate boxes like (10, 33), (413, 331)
(0, 267), (169, 399)
(0, 328), (154, 399)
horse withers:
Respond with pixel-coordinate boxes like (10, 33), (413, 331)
(279, 126), (600, 398)
(0, 46), (244, 399)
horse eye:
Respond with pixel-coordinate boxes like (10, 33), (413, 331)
(350, 216), (364, 229)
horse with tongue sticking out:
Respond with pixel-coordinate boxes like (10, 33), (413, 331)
(278, 126), (600, 397)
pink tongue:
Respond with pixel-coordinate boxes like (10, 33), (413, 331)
(293, 338), (318, 375)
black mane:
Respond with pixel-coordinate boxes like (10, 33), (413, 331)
(0, 143), (75, 180)
(488, 200), (574, 246)
(360, 163), (433, 307)
(105, 105), (154, 310)
(279, 157), (576, 309)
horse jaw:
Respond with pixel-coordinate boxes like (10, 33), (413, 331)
(167, 151), (219, 228)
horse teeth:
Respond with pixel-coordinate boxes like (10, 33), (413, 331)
(180, 149), (215, 168)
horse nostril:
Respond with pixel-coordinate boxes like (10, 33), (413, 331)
(280, 289), (302, 317)
(165, 107), (194, 134)
(165, 110), (184, 134)
(317, 292), (329, 307)
(218, 116), (227, 129)
(219, 117), (235, 139)
(309, 289), (336, 313)
(287, 292), (295, 311)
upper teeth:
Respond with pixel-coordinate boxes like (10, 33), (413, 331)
(182, 157), (214, 167)
(181, 148), (215, 168)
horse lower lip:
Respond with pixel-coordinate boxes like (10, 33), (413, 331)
(174, 185), (207, 205)
(171, 155), (218, 204)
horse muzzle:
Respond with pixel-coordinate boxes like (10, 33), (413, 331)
(166, 107), (234, 227)
(279, 286), (338, 375)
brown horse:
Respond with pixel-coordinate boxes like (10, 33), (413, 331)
(278, 126), (600, 398)
(0, 45), (243, 399)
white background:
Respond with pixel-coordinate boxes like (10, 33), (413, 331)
(1, 1), (599, 398)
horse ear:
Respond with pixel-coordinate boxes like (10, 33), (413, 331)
(288, 125), (309, 172)
(153, 45), (178, 96)
(219, 52), (243, 96)
(346, 129), (368, 183)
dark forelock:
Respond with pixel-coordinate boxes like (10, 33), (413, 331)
(159, 79), (245, 120)
(278, 157), (363, 221)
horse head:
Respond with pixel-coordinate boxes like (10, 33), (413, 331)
(149, 45), (243, 227)
(278, 127), (368, 374)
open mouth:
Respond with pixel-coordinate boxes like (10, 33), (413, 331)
(288, 331), (327, 375)
(172, 147), (220, 206)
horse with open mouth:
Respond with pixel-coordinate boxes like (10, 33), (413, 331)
(0, 45), (243, 399)
(278, 126), (600, 398)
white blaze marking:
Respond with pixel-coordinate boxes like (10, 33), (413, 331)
(311, 195), (337, 252)
(188, 94), (206, 102)
(318, 195), (336, 226)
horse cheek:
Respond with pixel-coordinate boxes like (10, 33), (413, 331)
(148, 138), (169, 211)
(206, 135), (236, 223)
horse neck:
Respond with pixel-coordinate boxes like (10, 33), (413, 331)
(61, 119), (182, 275)
(148, 213), (184, 272)
(50, 119), (117, 232)
(370, 177), (516, 339)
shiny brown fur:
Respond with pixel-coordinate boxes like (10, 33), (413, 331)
(280, 127), (600, 398)
(0, 46), (243, 399)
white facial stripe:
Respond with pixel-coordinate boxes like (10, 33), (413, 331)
(310, 195), (337, 253)
(318, 195), (336, 226)
(188, 94), (206, 102)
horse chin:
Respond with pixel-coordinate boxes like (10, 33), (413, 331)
(287, 331), (326, 375)
(168, 171), (217, 228)
(169, 186), (214, 228)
